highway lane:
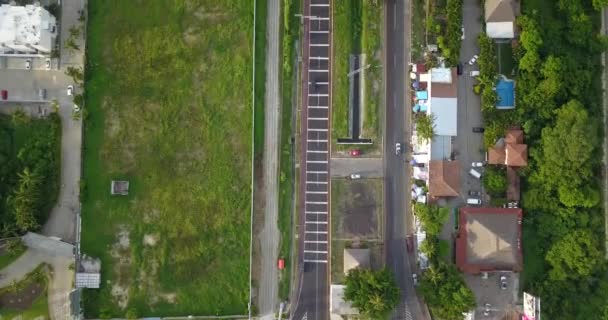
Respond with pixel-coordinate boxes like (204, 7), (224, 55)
(293, 0), (332, 319)
(384, 0), (425, 319)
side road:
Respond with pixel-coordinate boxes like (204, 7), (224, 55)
(258, 0), (281, 318)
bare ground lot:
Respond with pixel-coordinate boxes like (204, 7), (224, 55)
(330, 178), (383, 283)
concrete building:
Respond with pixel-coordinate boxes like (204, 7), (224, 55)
(485, 0), (519, 39)
(0, 3), (57, 55)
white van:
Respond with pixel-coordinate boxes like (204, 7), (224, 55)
(470, 70), (480, 77)
(469, 168), (482, 179)
(467, 198), (482, 205)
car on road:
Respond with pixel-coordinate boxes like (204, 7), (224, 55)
(395, 143), (402, 155)
(461, 25), (465, 40)
(67, 85), (74, 96)
(350, 149), (361, 156)
(472, 127), (485, 133)
(469, 168), (482, 179)
(457, 63), (463, 75)
(25, 59), (31, 70)
(471, 161), (484, 167)
(412, 273), (418, 285)
(484, 303), (492, 316)
(1, 90), (7, 100)
(500, 275), (508, 290)
(277, 258), (285, 270)
(470, 70), (480, 77)
(467, 198), (482, 205)
(468, 54), (479, 65)
(73, 104), (81, 112)
(468, 190), (481, 196)
(45, 58), (51, 70)
(349, 174), (361, 180)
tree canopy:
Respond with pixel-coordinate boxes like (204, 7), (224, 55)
(415, 113), (435, 143)
(420, 262), (476, 320)
(343, 268), (400, 319)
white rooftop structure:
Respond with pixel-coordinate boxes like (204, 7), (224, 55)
(429, 67), (453, 83)
(75, 273), (100, 289)
(428, 97), (457, 136)
(0, 4), (57, 54)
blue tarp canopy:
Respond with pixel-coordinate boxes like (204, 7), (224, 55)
(416, 91), (428, 100)
(413, 104), (428, 113)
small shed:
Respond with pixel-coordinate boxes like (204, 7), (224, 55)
(343, 248), (370, 275)
(111, 180), (129, 195)
(75, 255), (101, 289)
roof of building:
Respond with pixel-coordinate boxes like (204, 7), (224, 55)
(430, 135), (452, 160)
(343, 248), (370, 274)
(506, 143), (528, 167)
(75, 273), (100, 289)
(496, 79), (515, 109)
(330, 285), (359, 315)
(430, 67), (453, 83)
(429, 97), (458, 136)
(456, 207), (523, 273)
(505, 129), (524, 144)
(485, 0), (516, 22)
(431, 69), (458, 98)
(111, 180), (130, 195)
(429, 160), (460, 197)
(488, 147), (506, 165)
(506, 167), (520, 201)
(0, 4), (56, 46)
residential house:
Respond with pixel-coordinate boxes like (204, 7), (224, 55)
(485, 0), (519, 39)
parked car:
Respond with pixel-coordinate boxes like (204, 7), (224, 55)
(470, 70), (480, 77)
(67, 85), (73, 96)
(38, 88), (46, 100)
(469, 168), (482, 179)
(456, 63), (463, 75)
(500, 275), (508, 290)
(395, 142), (402, 155)
(468, 54), (479, 65)
(484, 303), (492, 316)
(45, 58), (51, 70)
(468, 190), (481, 196)
(73, 104), (81, 112)
(1, 90), (7, 100)
(349, 173), (361, 180)
(412, 273), (418, 285)
(25, 59), (31, 70)
(508, 201), (519, 208)
(467, 198), (482, 205)
(471, 161), (484, 167)
(350, 149), (361, 156)
(461, 25), (465, 40)
(277, 258), (285, 270)
(472, 127), (485, 133)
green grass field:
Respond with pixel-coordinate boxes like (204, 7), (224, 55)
(332, 0), (382, 152)
(81, 0), (254, 317)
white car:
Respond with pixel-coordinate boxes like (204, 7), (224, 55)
(349, 174), (361, 180)
(73, 104), (81, 112)
(500, 275), (507, 290)
(468, 54), (479, 65)
(471, 161), (484, 167)
(395, 143), (402, 155)
(470, 70), (480, 77)
(67, 85), (74, 96)
(25, 59), (31, 70)
(461, 26), (465, 40)
(412, 273), (418, 285)
(45, 58), (51, 70)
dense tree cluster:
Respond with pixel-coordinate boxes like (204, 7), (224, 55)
(508, 0), (608, 318)
(343, 268), (400, 319)
(0, 113), (61, 237)
(482, 166), (507, 197)
(414, 113), (436, 143)
(427, 0), (463, 66)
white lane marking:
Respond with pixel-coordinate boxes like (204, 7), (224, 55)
(310, 17), (330, 20)
(310, 30), (329, 33)
(308, 139), (328, 142)
(308, 128), (328, 132)
(304, 240), (327, 244)
(306, 171), (328, 175)
(310, 3), (329, 7)
(394, 2), (397, 30)
(310, 56), (329, 60)
(303, 259), (328, 263)
(307, 160), (328, 164)
(305, 230), (328, 234)
(310, 81), (329, 85)
(309, 69), (329, 72)
(305, 201), (328, 204)
(309, 93), (328, 97)
(305, 220), (328, 224)
(308, 117), (328, 120)
(307, 150), (328, 153)
(310, 43), (329, 47)
(305, 191), (328, 194)
(308, 106), (329, 109)
(306, 181), (328, 184)
(305, 211), (327, 214)
(304, 250), (328, 254)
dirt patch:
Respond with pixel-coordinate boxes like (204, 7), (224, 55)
(143, 234), (159, 246)
(0, 282), (44, 310)
(250, 156), (265, 303)
(332, 179), (382, 239)
(110, 225), (132, 309)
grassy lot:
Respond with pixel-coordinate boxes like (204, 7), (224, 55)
(278, 0), (300, 300)
(333, 0), (383, 153)
(0, 240), (27, 270)
(330, 240), (383, 284)
(254, 0), (268, 155)
(412, 0), (426, 61)
(82, 0), (253, 317)
(0, 265), (49, 320)
(496, 42), (516, 77)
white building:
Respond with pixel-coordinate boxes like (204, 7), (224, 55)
(0, 4), (57, 55)
(485, 0), (519, 39)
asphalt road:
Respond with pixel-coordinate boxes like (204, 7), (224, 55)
(293, 0), (332, 319)
(384, 0), (426, 319)
(258, 0), (281, 317)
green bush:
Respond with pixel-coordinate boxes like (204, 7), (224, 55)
(483, 166), (507, 196)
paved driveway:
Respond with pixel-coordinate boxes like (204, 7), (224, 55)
(455, 0), (485, 203)
(330, 157), (383, 178)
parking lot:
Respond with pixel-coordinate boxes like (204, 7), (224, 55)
(465, 272), (520, 319)
(0, 68), (74, 104)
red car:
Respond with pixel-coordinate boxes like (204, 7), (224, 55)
(1, 90), (7, 100)
(350, 149), (361, 156)
(277, 258), (285, 270)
